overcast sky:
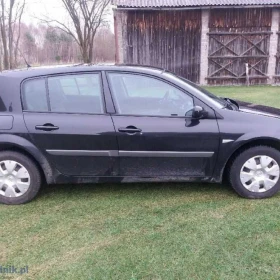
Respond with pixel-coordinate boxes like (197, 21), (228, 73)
(23, 0), (114, 31)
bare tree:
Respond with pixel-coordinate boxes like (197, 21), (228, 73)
(0, 35), (2, 71)
(13, 0), (25, 67)
(0, 0), (9, 69)
(0, 0), (26, 70)
(42, 0), (110, 63)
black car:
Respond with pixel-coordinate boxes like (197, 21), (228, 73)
(0, 64), (280, 204)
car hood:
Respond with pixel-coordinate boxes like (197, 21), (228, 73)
(239, 105), (280, 119)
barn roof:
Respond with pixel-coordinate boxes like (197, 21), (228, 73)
(112, 0), (280, 8)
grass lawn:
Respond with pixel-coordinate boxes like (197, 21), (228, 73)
(1, 86), (280, 280)
(205, 85), (280, 108)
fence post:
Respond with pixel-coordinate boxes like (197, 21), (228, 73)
(268, 8), (279, 84)
(245, 63), (250, 86)
(199, 9), (210, 85)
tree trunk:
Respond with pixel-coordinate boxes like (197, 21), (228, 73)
(0, 36), (3, 71)
(1, 24), (9, 70)
(81, 43), (89, 63)
(8, 0), (15, 69)
(88, 38), (94, 63)
(14, 27), (21, 68)
(14, 0), (25, 68)
(1, 0), (9, 70)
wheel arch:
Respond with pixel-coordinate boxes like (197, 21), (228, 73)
(222, 137), (280, 182)
(0, 134), (55, 184)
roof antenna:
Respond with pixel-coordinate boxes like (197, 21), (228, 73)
(13, 42), (31, 69)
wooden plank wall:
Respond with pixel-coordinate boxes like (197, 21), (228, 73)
(124, 10), (202, 83)
(275, 21), (280, 82)
(208, 8), (272, 85)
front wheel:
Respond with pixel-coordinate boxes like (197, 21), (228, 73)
(0, 151), (42, 205)
(229, 146), (280, 199)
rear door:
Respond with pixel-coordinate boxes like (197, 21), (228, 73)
(22, 72), (118, 176)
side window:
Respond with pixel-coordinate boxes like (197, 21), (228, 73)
(48, 73), (104, 114)
(108, 73), (194, 117)
(22, 79), (49, 112)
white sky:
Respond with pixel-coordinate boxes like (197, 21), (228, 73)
(23, 0), (114, 31)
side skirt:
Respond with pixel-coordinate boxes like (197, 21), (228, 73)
(52, 175), (215, 185)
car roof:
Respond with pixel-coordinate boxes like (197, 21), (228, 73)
(0, 64), (165, 80)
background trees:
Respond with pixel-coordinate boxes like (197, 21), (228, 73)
(48, 0), (111, 63)
(0, 0), (26, 70)
(0, 0), (115, 70)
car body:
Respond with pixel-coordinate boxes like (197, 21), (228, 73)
(0, 64), (280, 204)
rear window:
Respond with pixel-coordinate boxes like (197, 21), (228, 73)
(22, 73), (104, 114)
(48, 73), (103, 114)
(22, 79), (48, 112)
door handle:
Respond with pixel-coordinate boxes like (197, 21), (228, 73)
(118, 126), (142, 134)
(35, 124), (59, 131)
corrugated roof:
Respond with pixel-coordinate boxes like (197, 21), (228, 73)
(112, 0), (280, 8)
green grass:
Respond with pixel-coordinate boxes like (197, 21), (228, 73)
(205, 85), (280, 108)
(1, 86), (280, 280)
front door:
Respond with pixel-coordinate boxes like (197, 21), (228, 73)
(107, 72), (220, 178)
(22, 73), (118, 176)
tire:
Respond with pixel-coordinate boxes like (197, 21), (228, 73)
(229, 146), (280, 199)
(0, 151), (41, 205)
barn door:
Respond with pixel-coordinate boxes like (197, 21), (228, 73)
(207, 8), (272, 85)
(275, 30), (280, 83)
(124, 10), (202, 83)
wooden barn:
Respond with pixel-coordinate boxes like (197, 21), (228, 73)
(112, 0), (280, 85)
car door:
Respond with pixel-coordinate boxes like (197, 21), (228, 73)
(107, 72), (220, 178)
(22, 73), (118, 176)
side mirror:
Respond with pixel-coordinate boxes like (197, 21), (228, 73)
(191, 106), (208, 119)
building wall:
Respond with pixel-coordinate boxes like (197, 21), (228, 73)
(274, 10), (280, 82)
(115, 7), (280, 85)
(115, 9), (202, 83)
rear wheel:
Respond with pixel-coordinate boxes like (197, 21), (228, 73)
(229, 146), (280, 199)
(0, 151), (41, 205)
